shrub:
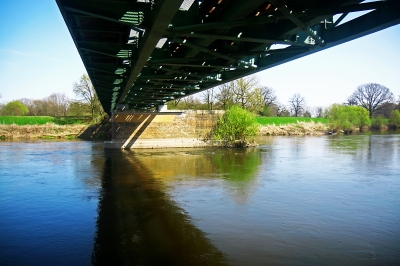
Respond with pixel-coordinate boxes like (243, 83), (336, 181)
(327, 104), (371, 132)
(371, 115), (387, 128)
(389, 110), (400, 127)
(209, 105), (259, 147)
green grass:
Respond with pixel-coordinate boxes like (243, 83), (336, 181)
(256, 116), (328, 126)
(0, 116), (91, 125)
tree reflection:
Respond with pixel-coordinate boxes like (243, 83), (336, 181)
(92, 150), (230, 266)
(130, 148), (264, 204)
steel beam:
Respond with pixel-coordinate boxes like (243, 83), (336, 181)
(268, 0), (325, 46)
(138, 75), (199, 82)
(171, 14), (282, 33)
(160, 63), (230, 68)
(171, 37), (239, 62)
(119, 0), (183, 103)
(148, 64), (204, 78)
(180, 32), (310, 47)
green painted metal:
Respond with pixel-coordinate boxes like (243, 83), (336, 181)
(56, 0), (400, 112)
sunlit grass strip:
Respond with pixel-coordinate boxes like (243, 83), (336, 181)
(256, 117), (328, 126)
(0, 116), (55, 125)
(0, 116), (90, 125)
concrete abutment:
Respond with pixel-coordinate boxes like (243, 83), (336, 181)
(104, 110), (224, 149)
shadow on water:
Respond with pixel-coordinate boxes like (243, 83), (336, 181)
(91, 149), (231, 266)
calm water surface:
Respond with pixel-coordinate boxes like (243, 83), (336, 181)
(0, 134), (399, 265)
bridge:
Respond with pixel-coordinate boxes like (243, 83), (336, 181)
(56, 0), (400, 113)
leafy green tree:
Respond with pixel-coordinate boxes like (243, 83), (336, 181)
(327, 104), (371, 131)
(210, 105), (259, 147)
(2, 100), (29, 116)
(389, 110), (400, 127)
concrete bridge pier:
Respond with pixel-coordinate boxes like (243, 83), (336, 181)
(104, 110), (223, 149)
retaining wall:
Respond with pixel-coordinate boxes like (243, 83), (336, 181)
(105, 110), (223, 149)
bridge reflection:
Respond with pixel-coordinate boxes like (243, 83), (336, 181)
(92, 149), (233, 265)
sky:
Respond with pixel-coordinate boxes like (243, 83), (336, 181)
(0, 1), (399, 109)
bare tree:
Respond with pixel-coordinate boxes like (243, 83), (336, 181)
(73, 74), (104, 119)
(277, 103), (290, 117)
(314, 106), (324, 118)
(215, 82), (234, 110)
(288, 94), (306, 117)
(348, 83), (394, 118)
(44, 93), (70, 116)
(201, 87), (215, 110)
(182, 95), (201, 109)
(260, 86), (277, 107)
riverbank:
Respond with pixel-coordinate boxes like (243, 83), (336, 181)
(0, 123), (87, 139)
(1, 121), (329, 140)
(260, 121), (329, 136)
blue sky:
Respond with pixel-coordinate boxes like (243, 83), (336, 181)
(0, 1), (399, 108)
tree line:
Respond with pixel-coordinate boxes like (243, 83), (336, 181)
(1, 74), (399, 121)
(169, 76), (400, 119)
(0, 75), (104, 120)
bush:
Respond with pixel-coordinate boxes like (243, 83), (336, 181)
(327, 104), (371, 132)
(389, 110), (400, 127)
(209, 105), (259, 147)
(371, 115), (388, 128)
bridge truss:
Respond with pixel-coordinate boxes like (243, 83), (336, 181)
(56, 0), (400, 112)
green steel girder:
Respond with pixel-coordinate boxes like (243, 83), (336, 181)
(62, 0), (151, 29)
(176, 33), (311, 47)
(119, 0), (184, 101)
(57, 0), (400, 112)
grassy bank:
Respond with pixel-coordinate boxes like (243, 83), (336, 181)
(0, 116), (111, 140)
(0, 124), (87, 139)
(0, 116), (91, 125)
(256, 117), (328, 126)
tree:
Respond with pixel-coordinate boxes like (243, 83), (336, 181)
(2, 100), (29, 116)
(201, 87), (215, 110)
(215, 76), (266, 112)
(327, 104), (371, 131)
(73, 74), (104, 119)
(260, 86), (277, 108)
(68, 101), (90, 116)
(45, 93), (70, 116)
(215, 82), (234, 110)
(314, 107), (324, 118)
(0, 94), (4, 115)
(348, 83), (394, 118)
(389, 110), (400, 127)
(231, 76), (259, 109)
(288, 94), (306, 117)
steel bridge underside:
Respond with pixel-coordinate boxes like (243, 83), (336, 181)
(57, 0), (400, 112)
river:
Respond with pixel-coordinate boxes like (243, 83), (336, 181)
(0, 133), (399, 265)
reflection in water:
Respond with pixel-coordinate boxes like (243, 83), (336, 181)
(131, 148), (264, 204)
(92, 150), (230, 266)
(1, 134), (399, 266)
